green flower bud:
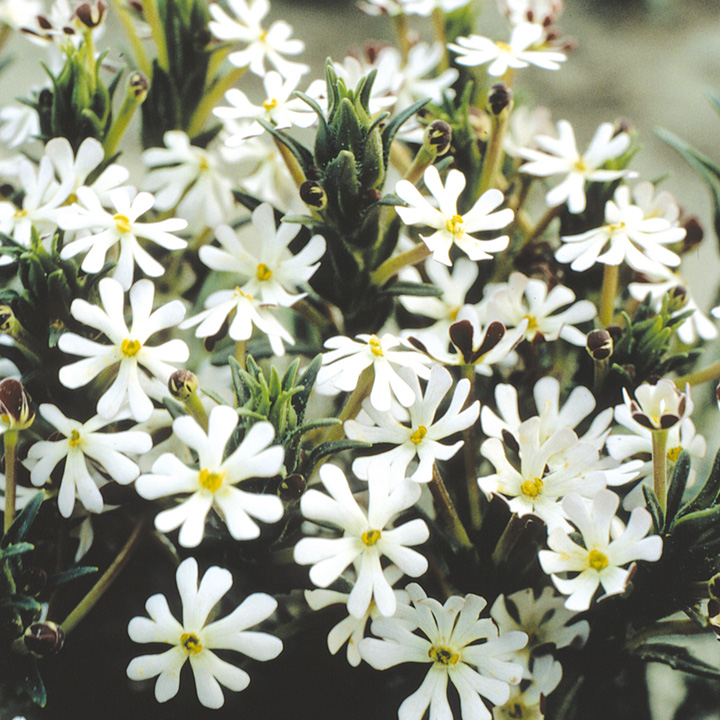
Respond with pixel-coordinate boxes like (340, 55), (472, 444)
(168, 370), (199, 401)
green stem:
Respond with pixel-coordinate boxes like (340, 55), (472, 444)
(103, 72), (148, 157)
(3, 430), (18, 533)
(491, 513), (525, 567)
(521, 204), (561, 249)
(392, 13), (411, 62)
(430, 463), (473, 549)
(187, 66), (247, 138)
(143, 0), (169, 71)
(652, 428), (668, 514)
(61, 518), (146, 635)
(370, 243), (431, 288)
(321, 366), (374, 446)
(675, 358), (720, 387)
(185, 391), (209, 433)
(431, 9), (448, 69)
(627, 619), (709, 650)
(477, 102), (512, 197)
(106, 0), (151, 77)
(461, 365), (482, 531)
(599, 263), (619, 327)
(235, 340), (246, 371)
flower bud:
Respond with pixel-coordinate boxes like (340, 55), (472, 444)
(299, 180), (328, 210)
(127, 71), (149, 102)
(0, 305), (16, 334)
(709, 572), (720, 603)
(75, 1), (108, 29)
(681, 216), (703, 252)
(487, 83), (513, 117)
(425, 120), (452, 157)
(667, 285), (688, 313)
(0, 378), (34, 430)
(24, 622), (65, 656)
(586, 329), (613, 361)
(279, 473), (306, 502)
(623, 379), (687, 431)
(169, 369), (199, 401)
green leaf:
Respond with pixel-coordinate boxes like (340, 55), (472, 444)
(642, 484), (664, 534)
(46, 565), (98, 588)
(20, 657), (47, 707)
(677, 447), (720, 519)
(1, 492), (44, 547)
(665, 450), (691, 526)
(1, 594), (43, 613)
(381, 97), (430, 167)
(257, 118), (314, 175)
(634, 642), (720, 679)
(308, 439), (371, 468)
(0, 541), (34, 560)
(379, 281), (443, 298)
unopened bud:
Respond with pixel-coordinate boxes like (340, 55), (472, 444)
(127, 71), (149, 102)
(0, 305), (15, 334)
(425, 120), (452, 156)
(279, 473), (306, 502)
(487, 83), (513, 116)
(169, 369), (198, 401)
(24, 622), (65, 656)
(299, 181), (327, 209)
(710, 572), (720, 603)
(586, 329), (613, 361)
(682, 216), (703, 252)
(0, 378), (34, 430)
(668, 286), (688, 313)
(75, 0), (108, 28)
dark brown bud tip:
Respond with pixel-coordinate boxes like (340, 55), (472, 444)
(128, 71), (149, 100)
(586, 329), (613, 361)
(24, 622), (65, 656)
(426, 120), (452, 156)
(168, 370), (198, 401)
(299, 180), (327, 209)
(487, 83), (513, 116)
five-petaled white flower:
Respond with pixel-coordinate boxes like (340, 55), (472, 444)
(556, 185), (686, 273)
(57, 186), (188, 290)
(448, 22), (566, 77)
(395, 165), (513, 266)
(26, 404), (152, 517)
(58, 278), (189, 422)
(359, 583), (527, 720)
(135, 406), (284, 548)
(316, 332), (432, 412)
(293, 463), (429, 618)
(127, 557), (282, 709)
(518, 120), (633, 214)
(345, 365), (479, 484)
(208, 0), (309, 78)
(538, 489), (663, 611)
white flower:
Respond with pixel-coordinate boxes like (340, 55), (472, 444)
(556, 185), (685, 273)
(135, 406), (284, 548)
(293, 464), (429, 618)
(480, 417), (606, 532)
(57, 187), (188, 290)
(214, 71), (315, 143)
(345, 365), (479, 484)
(58, 278), (189, 422)
(316, 332), (432, 412)
(0, 102), (40, 148)
(483, 271), (597, 346)
(539, 489), (663, 611)
(208, 0), (308, 78)
(26, 404), (152, 517)
(141, 131), (235, 229)
(497, 0), (564, 29)
(127, 557), (282, 709)
(518, 120), (633, 214)
(359, 583), (527, 720)
(449, 23), (566, 77)
(621, 379), (688, 431)
(0, 0), (43, 30)
(197, 202), (325, 307)
(395, 165), (513, 266)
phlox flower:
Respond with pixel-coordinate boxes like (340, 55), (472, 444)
(26, 404), (152, 517)
(556, 185), (686, 273)
(395, 165), (513, 266)
(0, 0), (43, 30)
(127, 557), (282, 708)
(492, 654), (561, 720)
(345, 365), (479, 484)
(538, 489), (663, 611)
(498, 0), (564, 29)
(518, 120), (633, 214)
(58, 278), (189, 422)
(482, 271), (597, 346)
(293, 464), (429, 618)
(197, 202), (325, 307)
(448, 22), (566, 77)
(0, 101), (40, 148)
(141, 131), (235, 229)
(316, 332), (432, 412)
(359, 583), (527, 720)
(135, 406), (284, 548)
(208, 0), (308, 78)
(479, 417), (606, 532)
(57, 186), (188, 290)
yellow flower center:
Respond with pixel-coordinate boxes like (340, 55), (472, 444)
(113, 213), (132, 234)
(520, 477), (543, 498)
(361, 529), (381, 546)
(667, 446), (683, 462)
(121, 338), (142, 357)
(445, 214), (464, 238)
(180, 632), (203, 655)
(368, 335), (383, 357)
(198, 468), (225, 493)
(507, 702), (531, 719)
(14, 208), (27, 219)
(263, 97), (278, 112)
(198, 155), (210, 172)
(68, 429), (83, 447)
(587, 549), (609, 572)
(428, 645), (459, 666)
(523, 314), (539, 332)
(573, 157), (588, 172)
(256, 263), (273, 281)
(234, 286), (253, 300)
(410, 426), (427, 444)
(496, 41), (512, 52)
(608, 222), (626, 233)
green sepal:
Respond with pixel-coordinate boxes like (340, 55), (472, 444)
(633, 642), (720, 679)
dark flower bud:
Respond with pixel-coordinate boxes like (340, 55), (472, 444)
(24, 622), (65, 656)
(279, 474), (306, 502)
(487, 83), (513, 117)
(299, 180), (327, 210)
(586, 329), (613, 361)
(169, 370), (199, 401)
(0, 305), (15, 333)
(425, 120), (452, 156)
(668, 285), (688, 313)
(0, 378), (34, 430)
(75, 1), (108, 28)
(709, 572), (720, 603)
(128, 71), (149, 101)
(129, 1), (143, 13)
(681, 216), (703, 252)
